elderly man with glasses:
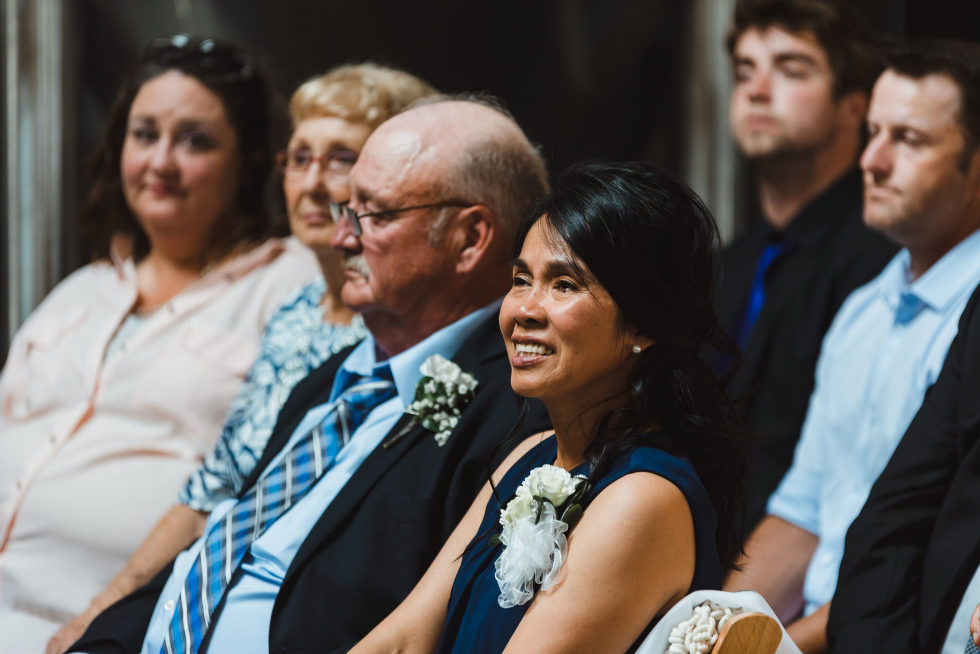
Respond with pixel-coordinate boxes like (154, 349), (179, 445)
(69, 97), (551, 654)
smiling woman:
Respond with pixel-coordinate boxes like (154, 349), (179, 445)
(120, 70), (243, 261)
(501, 220), (651, 417)
(350, 162), (751, 654)
(0, 35), (323, 653)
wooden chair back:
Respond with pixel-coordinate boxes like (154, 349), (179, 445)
(711, 612), (782, 654)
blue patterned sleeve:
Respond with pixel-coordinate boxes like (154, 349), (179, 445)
(178, 280), (366, 511)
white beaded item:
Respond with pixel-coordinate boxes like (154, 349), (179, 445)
(665, 600), (742, 654)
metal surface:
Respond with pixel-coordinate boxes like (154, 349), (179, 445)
(3, 0), (68, 348)
(686, 0), (740, 243)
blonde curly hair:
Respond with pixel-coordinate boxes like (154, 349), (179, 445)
(289, 62), (436, 128)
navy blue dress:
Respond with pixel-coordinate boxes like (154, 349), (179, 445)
(434, 433), (723, 654)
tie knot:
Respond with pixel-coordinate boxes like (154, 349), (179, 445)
(758, 240), (792, 270)
(335, 368), (398, 437)
(895, 291), (924, 325)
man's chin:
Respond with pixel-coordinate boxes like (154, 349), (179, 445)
(735, 135), (802, 162)
(339, 283), (374, 314)
(862, 209), (901, 234)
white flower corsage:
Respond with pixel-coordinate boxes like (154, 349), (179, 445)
(405, 354), (478, 446)
(491, 464), (590, 608)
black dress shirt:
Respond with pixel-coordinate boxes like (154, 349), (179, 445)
(717, 169), (898, 531)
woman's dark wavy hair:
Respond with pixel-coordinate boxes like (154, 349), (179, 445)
(82, 34), (280, 261)
(513, 161), (749, 570)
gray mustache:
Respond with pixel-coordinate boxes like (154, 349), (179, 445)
(344, 255), (371, 278)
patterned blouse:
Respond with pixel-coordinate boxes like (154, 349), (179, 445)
(179, 278), (367, 511)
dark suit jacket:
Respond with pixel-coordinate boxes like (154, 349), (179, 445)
(717, 170), (897, 529)
(74, 312), (549, 653)
(828, 281), (980, 654)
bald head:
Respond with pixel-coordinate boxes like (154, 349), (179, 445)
(333, 99), (548, 355)
(361, 100), (548, 241)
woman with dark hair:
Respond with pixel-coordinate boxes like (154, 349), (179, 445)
(0, 35), (318, 651)
(351, 161), (748, 653)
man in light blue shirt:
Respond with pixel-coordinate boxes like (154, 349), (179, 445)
(71, 98), (552, 653)
(726, 45), (980, 653)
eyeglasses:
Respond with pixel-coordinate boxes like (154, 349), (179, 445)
(329, 200), (473, 236)
(144, 33), (254, 82)
(276, 148), (358, 176)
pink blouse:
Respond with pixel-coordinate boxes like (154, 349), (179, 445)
(0, 236), (318, 650)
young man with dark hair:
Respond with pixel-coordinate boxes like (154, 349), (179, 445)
(718, 0), (896, 530)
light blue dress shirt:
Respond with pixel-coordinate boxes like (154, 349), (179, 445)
(136, 301), (501, 653)
(767, 227), (980, 615)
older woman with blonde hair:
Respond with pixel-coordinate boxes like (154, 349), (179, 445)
(46, 61), (435, 654)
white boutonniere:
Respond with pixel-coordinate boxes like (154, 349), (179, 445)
(405, 354), (478, 446)
(491, 463), (590, 608)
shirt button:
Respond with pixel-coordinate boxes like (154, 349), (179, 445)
(820, 552), (834, 565)
(164, 599), (176, 612)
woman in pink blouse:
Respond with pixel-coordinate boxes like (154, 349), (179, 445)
(0, 35), (320, 651)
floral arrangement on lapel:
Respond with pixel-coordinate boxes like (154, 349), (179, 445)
(491, 463), (590, 608)
(405, 354), (479, 446)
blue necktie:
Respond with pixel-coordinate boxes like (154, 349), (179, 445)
(966, 635), (979, 654)
(162, 369), (397, 654)
(734, 240), (792, 349)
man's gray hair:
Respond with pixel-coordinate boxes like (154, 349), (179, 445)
(414, 93), (550, 245)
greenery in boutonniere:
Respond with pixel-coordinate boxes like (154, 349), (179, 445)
(491, 464), (591, 608)
(406, 354), (478, 446)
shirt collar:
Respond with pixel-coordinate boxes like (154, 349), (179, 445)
(332, 299), (502, 408)
(877, 227), (980, 314)
(107, 234), (290, 287)
(768, 168), (863, 250)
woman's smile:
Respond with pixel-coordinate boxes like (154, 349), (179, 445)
(499, 219), (639, 407)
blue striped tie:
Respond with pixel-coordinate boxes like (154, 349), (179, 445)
(162, 369), (397, 654)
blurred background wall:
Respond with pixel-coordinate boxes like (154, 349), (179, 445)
(2, 0), (978, 355)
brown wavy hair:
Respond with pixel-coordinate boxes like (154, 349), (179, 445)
(82, 34), (280, 262)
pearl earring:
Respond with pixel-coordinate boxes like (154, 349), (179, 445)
(632, 345), (642, 354)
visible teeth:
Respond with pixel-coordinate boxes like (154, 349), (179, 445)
(515, 342), (554, 356)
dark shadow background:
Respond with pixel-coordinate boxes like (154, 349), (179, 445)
(70, 0), (693, 270)
(2, 0), (979, 352)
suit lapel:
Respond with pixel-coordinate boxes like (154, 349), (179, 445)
(282, 313), (504, 584)
(921, 296), (980, 646)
